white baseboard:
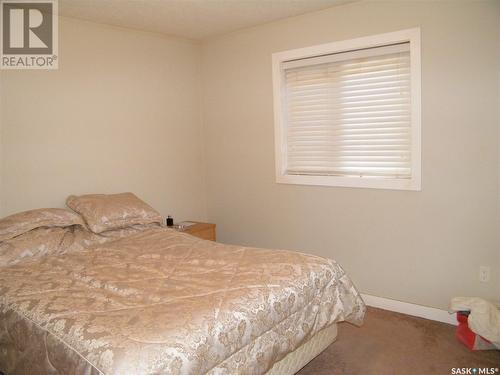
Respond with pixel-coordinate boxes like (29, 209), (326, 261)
(361, 294), (457, 326)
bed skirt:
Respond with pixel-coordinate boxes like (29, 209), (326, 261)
(266, 323), (338, 375)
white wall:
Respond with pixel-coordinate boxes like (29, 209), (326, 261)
(201, 0), (500, 309)
(0, 17), (207, 221)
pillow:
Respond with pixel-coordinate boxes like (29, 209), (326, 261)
(0, 222), (163, 267)
(66, 192), (162, 234)
(0, 226), (75, 266)
(0, 208), (85, 242)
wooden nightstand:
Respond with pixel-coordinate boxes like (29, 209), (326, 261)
(174, 222), (216, 241)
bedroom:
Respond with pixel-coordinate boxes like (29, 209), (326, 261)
(0, 0), (499, 374)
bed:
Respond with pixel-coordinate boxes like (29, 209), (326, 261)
(0, 193), (365, 375)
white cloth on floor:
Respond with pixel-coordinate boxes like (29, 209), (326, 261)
(450, 297), (500, 349)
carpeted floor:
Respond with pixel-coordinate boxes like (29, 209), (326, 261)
(298, 307), (500, 375)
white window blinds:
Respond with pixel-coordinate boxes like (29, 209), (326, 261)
(282, 42), (411, 179)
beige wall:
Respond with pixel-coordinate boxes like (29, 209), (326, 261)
(201, 0), (500, 309)
(0, 17), (207, 221)
(0, 2), (498, 310)
(497, 1), (500, 295)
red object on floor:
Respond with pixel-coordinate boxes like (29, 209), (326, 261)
(456, 311), (494, 350)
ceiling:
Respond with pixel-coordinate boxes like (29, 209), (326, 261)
(58, 0), (351, 41)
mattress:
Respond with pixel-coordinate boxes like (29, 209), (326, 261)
(0, 227), (364, 374)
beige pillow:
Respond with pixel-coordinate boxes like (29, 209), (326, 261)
(66, 192), (162, 234)
(0, 208), (85, 242)
(0, 226), (74, 266)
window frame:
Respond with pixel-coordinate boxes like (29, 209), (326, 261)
(272, 28), (421, 191)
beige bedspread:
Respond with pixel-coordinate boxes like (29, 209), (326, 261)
(0, 228), (365, 375)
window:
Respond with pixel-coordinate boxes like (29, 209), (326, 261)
(272, 28), (421, 190)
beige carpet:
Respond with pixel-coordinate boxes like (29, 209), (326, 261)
(298, 307), (500, 375)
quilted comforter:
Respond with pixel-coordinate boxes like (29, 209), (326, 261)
(0, 227), (365, 374)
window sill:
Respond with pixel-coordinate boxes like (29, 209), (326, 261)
(276, 173), (421, 191)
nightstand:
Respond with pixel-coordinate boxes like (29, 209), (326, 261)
(174, 222), (216, 241)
